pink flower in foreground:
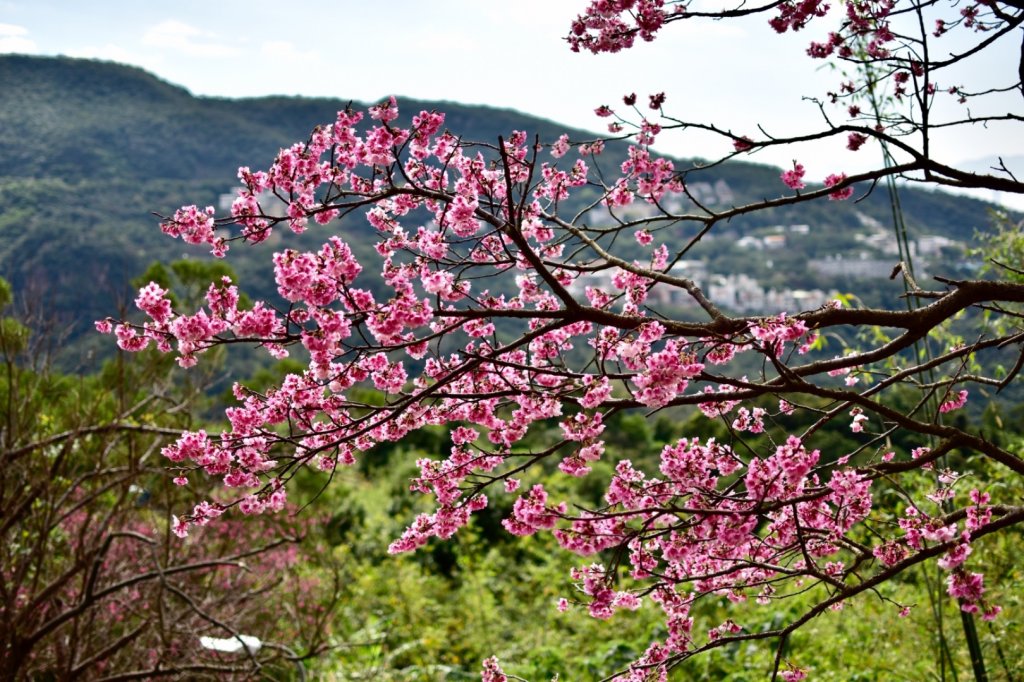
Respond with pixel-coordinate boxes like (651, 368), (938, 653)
(781, 668), (807, 682)
(947, 571), (986, 604)
(938, 542), (973, 570)
(368, 95), (399, 122)
(171, 515), (189, 538)
(781, 162), (806, 190)
(873, 540), (907, 566)
(733, 136), (753, 152)
(551, 133), (571, 159)
(824, 173), (854, 200)
(480, 656), (507, 682)
(939, 389), (968, 413)
(847, 132), (868, 151)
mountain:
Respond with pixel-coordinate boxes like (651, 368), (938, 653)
(0, 54), (584, 182)
(0, 55), (1006, 363)
(0, 55), (587, 342)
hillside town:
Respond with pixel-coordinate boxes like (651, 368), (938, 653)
(572, 200), (969, 314)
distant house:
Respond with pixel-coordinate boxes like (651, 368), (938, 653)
(808, 255), (896, 279)
(916, 235), (960, 256)
(567, 263), (832, 314)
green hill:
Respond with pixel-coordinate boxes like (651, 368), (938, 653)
(0, 55), (587, 338)
(0, 54), (582, 182)
(0, 54), (1005, 363)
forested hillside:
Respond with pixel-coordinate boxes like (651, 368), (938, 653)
(0, 54), (1004, 360)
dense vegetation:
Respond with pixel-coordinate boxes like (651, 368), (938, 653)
(3, 51), (1024, 681)
(6, 266), (1023, 679)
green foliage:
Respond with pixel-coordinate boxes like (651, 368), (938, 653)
(133, 258), (250, 308)
(0, 279), (351, 679)
(971, 211), (1024, 347)
(0, 317), (29, 355)
(973, 211), (1024, 284)
(274, 399), (1024, 681)
(5, 261), (1024, 679)
(0, 275), (11, 309)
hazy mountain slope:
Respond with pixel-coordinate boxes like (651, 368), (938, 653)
(0, 55), (581, 183)
(0, 54), (1005, 360)
(0, 56), (605, 338)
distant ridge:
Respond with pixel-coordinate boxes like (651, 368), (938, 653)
(0, 54), (586, 182)
(0, 54), (1006, 362)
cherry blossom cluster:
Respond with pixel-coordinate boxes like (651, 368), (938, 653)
(568, 0), (673, 54)
(571, 0), (1022, 183)
(100, 94), (1019, 680)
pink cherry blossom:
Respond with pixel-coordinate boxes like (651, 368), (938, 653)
(781, 162), (807, 190)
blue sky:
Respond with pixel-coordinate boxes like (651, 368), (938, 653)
(1, 0), (1020, 206)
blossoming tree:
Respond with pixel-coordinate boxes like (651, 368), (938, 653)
(0, 279), (338, 680)
(101, 0), (1023, 678)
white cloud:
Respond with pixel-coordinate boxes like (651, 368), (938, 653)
(142, 19), (237, 58)
(0, 22), (37, 53)
(0, 22), (28, 35)
(259, 40), (317, 62)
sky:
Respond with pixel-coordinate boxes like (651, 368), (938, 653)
(1, 0), (1021, 207)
